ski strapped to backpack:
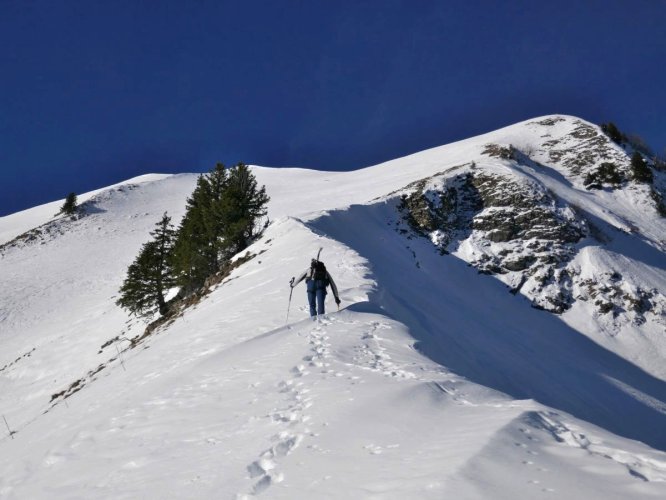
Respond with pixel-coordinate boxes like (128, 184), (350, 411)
(311, 247), (329, 285)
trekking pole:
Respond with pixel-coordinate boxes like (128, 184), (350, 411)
(3, 415), (14, 440)
(286, 277), (295, 323)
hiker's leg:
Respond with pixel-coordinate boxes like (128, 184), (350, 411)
(308, 291), (317, 317)
(306, 281), (317, 317)
(316, 287), (326, 315)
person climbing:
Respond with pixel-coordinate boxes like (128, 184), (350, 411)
(291, 257), (341, 318)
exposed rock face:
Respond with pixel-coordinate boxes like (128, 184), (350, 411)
(517, 117), (665, 216)
(576, 271), (665, 326)
(397, 171), (481, 251)
(395, 147), (664, 323)
(533, 119), (632, 180)
(470, 173), (585, 244)
(397, 167), (587, 313)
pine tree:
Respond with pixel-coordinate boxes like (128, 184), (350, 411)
(601, 122), (624, 144)
(216, 163), (270, 258)
(171, 162), (270, 294)
(60, 192), (78, 215)
(630, 151), (653, 183)
(204, 163), (230, 264)
(117, 213), (177, 317)
(172, 174), (217, 291)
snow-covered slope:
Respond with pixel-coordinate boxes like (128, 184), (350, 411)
(1, 115), (665, 498)
(0, 174), (174, 246)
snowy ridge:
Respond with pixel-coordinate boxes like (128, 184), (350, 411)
(1, 115), (666, 498)
(0, 174), (174, 246)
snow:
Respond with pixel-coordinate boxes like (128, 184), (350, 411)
(1, 115), (665, 498)
(0, 174), (173, 246)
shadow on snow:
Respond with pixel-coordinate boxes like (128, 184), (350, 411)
(311, 202), (666, 451)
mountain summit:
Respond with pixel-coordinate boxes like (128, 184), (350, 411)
(1, 115), (665, 498)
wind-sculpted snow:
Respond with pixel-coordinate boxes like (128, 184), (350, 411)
(1, 115), (666, 498)
(312, 202), (666, 450)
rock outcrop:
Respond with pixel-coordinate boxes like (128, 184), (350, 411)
(394, 117), (665, 324)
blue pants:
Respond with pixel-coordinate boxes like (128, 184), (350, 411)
(306, 279), (327, 316)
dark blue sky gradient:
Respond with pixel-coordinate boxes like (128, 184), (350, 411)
(1, 0), (664, 215)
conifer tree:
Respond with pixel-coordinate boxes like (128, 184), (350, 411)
(216, 163), (270, 258)
(117, 213), (177, 317)
(171, 162), (270, 294)
(601, 122), (624, 144)
(204, 162), (230, 263)
(630, 151), (653, 183)
(60, 192), (78, 215)
(172, 174), (217, 291)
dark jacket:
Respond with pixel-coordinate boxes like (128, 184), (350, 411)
(292, 266), (340, 303)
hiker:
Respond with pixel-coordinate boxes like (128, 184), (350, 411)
(291, 258), (341, 317)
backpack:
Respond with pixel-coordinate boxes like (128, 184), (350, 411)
(311, 260), (329, 284)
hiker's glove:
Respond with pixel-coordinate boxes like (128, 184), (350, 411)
(335, 297), (341, 305)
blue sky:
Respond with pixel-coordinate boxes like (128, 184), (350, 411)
(1, 0), (664, 216)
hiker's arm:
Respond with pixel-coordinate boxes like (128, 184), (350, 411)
(292, 269), (308, 288)
(327, 272), (341, 304)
